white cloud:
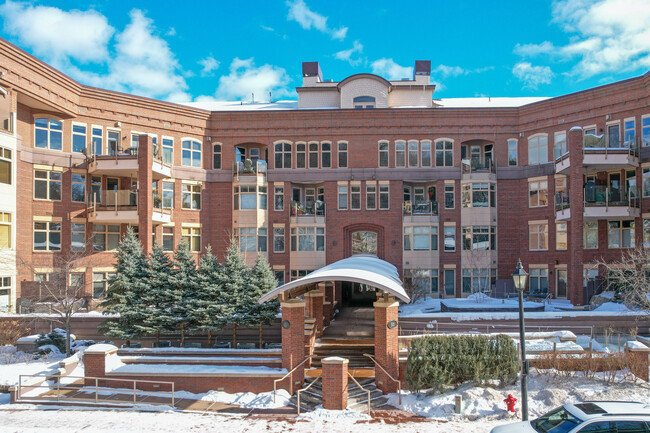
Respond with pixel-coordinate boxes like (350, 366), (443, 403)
(0, 0), (114, 63)
(515, 0), (650, 77)
(433, 65), (465, 78)
(213, 58), (291, 101)
(261, 25), (275, 32)
(512, 62), (554, 89)
(286, 0), (347, 40)
(370, 58), (413, 80)
(334, 41), (363, 66)
(198, 56), (220, 77)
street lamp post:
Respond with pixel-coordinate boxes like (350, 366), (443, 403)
(512, 258), (529, 421)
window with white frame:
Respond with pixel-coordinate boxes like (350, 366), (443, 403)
(296, 143), (306, 168)
(408, 140), (419, 167)
(529, 268), (549, 294)
(378, 141), (389, 167)
(528, 134), (548, 165)
(379, 184), (389, 209)
(461, 183), (493, 208)
(444, 226), (455, 252)
(212, 143), (221, 169)
(162, 226), (174, 251)
(162, 138), (173, 165)
(584, 221), (598, 249)
(462, 226), (496, 250)
(624, 119), (635, 147)
(181, 227), (201, 252)
(107, 130), (120, 155)
(508, 139), (518, 166)
(350, 185), (361, 210)
(462, 269), (496, 294)
(274, 186), (284, 211)
(338, 142), (348, 168)
(182, 139), (201, 167)
(366, 184), (376, 209)
(321, 142), (331, 168)
(338, 185), (348, 210)
(235, 227), (266, 252)
(182, 183), (201, 210)
(556, 222), (568, 250)
(162, 181), (174, 208)
(34, 118), (62, 150)
(34, 170), (61, 201)
(33, 221), (61, 251)
(93, 224), (120, 251)
(93, 272), (115, 298)
(529, 223), (548, 250)
(554, 131), (566, 160)
(395, 140), (406, 167)
(643, 116), (650, 147)
(608, 220), (635, 248)
(0, 212), (10, 248)
(71, 173), (85, 202)
(309, 142), (319, 168)
(0, 146), (10, 186)
(233, 185), (266, 210)
(72, 123), (87, 154)
(528, 179), (548, 207)
(274, 142), (292, 168)
(91, 127), (103, 156)
(273, 227), (285, 253)
(421, 140), (432, 167)
(71, 223), (85, 251)
(403, 226), (438, 251)
(444, 184), (454, 209)
(290, 227), (325, 251)
(435, 140), (453, 166)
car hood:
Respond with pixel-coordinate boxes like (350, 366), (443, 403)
(491, 421), (538, 433)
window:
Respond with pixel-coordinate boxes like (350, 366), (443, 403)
(444, 269), (455, 296)
(234, 185), (266, 210)
(296, 143), (306, 168)
(71, 173), (85, 202)
(529, 223), (548, 250)
(444, 184), (454, 209)
(395, 140), (406, 167)
(34, 170), (61, 200)
(258, 186), (267, 209)
(624, 119), (635, 147)
(529, 268), (549, 294)
(130, 133), (141, 150)
(71, 223), (85, 251)
(0, 146), (10, 185)
(556, 222), (568, 250)
(379, 185), (389, 209)
(435, 140), (453, 166)
(70, 273), (84, 288)
(584, 221), (598, 249)
(273, 227), (285, 253)
(34, 118), (62, 150)
(162, 182), (174, 208)
(528, 179), (548, 207)
(403, 226), (438, 251)
(462, 226), (496, 250)
(274, 142), (292, 168)
(234, 227), (266, 252)
(291, 269), (314, 280)
(0, 212), (10, 248)
(408, 140), (419, 167)
(556, 269), (567, 298)
(107, 130), (120, 155)
(366, 184), (376, 209)
(643, 116), (650, 147)
(444, 226), (455, 252)
(309, 142), (319, 168)
(351, 231), (377, 255)
(159, 138), (173, 165)
(508, 139), (518, 166)
(162, 226), (174, 251)
(338, 142), (348, 168)
(353, 95), (375, 109)
(321, 142), (331, 168)
(93, 272), (115, 298)
(643, 168), (650, 197)
(461, 183), (491, 208)
(72, 123), (87, 154)
(181, 183), (201, 210)
(608, 123), (620, 147)
(290, 227), (325, 251)
(338, 185), (347, 210)
(182, 139), (201, 167)
(462, 269), (496, 294)
(210, 143), (221, 169)
(350, 185), (361, 210)
(93, 224), (120, 251)
(274, 186), (284, 211)
(91, 127), (103, 155)
(554, 131), (566, 159)
(90, 176), (101, 204)
(528, 135), (548, 165)
(608, 220), (635, 248)
(182, 227), (201, 252)
(421, 140), (432, 167)
(378, 141), (389, 167)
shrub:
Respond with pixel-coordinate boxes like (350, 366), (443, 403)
(0, 320), (28, 346)
(405, 334), (518, 392)
(35, 329), (68, 356)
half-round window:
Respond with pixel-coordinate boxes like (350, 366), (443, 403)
(353, 96), (375, 109)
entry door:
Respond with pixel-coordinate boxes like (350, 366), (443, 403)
(608, 172), (621, 202)
(444, 269), (455, 297)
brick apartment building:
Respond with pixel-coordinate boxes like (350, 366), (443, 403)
(1, 36), (649, 313)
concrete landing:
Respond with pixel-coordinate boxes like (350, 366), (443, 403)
(323, 307), (374, 339)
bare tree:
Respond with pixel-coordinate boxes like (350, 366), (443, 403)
(463, 247), (495, 303)
(403, 268), (430, 304)
(594, 248), (650, 313)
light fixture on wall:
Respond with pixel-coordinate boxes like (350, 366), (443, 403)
(114, 121), (121, 127)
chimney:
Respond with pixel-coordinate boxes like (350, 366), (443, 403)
(414, 60), (431, 84)
(302, 61), (322, 86)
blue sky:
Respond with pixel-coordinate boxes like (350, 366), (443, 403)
(1, 0), (649, 103)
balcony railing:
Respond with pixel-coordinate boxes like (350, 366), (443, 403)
(291, 201), (325, 216)
(583, 134), (639, 156)
(403, 201), (438, 215)
(233, 159), (267, 177)
(461, 158), (496, 174)
(584, 185), (639, 208)
(555, 192), (570, 211)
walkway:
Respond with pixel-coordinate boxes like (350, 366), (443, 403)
(322, 306), (374, 340)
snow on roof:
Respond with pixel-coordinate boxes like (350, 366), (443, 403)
(180, 100), (300, 111)
(435, 97), (550, 108)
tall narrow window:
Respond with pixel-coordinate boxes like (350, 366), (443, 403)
(408, 140), (419, 167)
(421, 140), (432, 167)
(34, 118), (62, 150)
(321, 142), (331, 168)
(378, 141), (389, 167)
(608, 124), (620, 148)
(338, 185), (348, 210)
(554, 131), (566, 159)
(0, 147), (10, 185)
(643, 117), (650, 147)
(296, 143), (306, 168)
(624, 119), (635, 147)
(309, 142), (319, 168)
(72, 124), (87, 154)
(162, 226), (174, 251)
(444, 184), (454, 209)
(107, 130), (120, 155)
(529, 223), (548, 251)
(584, 221), (598, 249)
(71, 223), (85, 251)
(350, 185), (361, 210)
(91, 176), (101, 204)
(395, 140), (406, 167)
(556, 222), (568, 250)
(162, 182), (174, 208)
(273, 227), (285, 253)
(71, 173), (85, 202)
(274, 186), (284, 211)
(435, 140), (453, 166)
(366, 184), (376, 209)
(0, 212), (11, 248)
(444, 226), (455, 252)
(338, 142), (348, 168)
(92, 127), (103, 155)
(182, 139), (201, 167)
(556, 269), (567, 298)
(528, 135), (548, 165)
(274, 142), (292, 169)
(162, 138), (173, 165)
(508, 139), (518, 166)
(379, 185), (389, 209)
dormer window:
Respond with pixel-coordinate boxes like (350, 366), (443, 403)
(353, 96), (375, 109)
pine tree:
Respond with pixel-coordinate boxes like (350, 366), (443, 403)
(100, 227), (148, 346)
(247, 254), (280, 347)
(193, 246), (233, 340)
(168, 240), (199, 346)
(220, 239), (249, 347)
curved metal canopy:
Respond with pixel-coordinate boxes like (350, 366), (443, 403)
(258, 254), (409, 304)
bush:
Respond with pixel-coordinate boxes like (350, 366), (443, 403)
(35, 329), (68, 356)
(405, 334), (518, 392)
(0, 320), (28, 346)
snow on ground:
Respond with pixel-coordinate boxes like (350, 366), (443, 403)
(0, 346), (64, 386)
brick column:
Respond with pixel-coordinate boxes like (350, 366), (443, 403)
(321, 357), (348, 410)
(567, 127), (585, 306)
(374, 296), (399, 394)
(625, 343), (649, 382)
(138, 134), (153, 254)
(281, 299), (305, 393)
(325, 282), (335, 323)
(83, 344), (117, 385)
(305, 290), (324, 337)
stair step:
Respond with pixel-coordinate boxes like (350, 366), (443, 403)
(349, 396), (390, 411)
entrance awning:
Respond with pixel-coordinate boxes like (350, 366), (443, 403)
(258, 254), (409, 303)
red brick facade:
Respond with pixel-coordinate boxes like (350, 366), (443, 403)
(374, 298), (399, 394)
(321, 357), (348, 410)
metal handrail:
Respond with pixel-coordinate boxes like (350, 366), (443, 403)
(347, 372), (371, 415)
(273, 355), (313, 403)
(363, 353), (401, 405)
(296, 374), (322, 415)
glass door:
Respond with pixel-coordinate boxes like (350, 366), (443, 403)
(444, 269), (455, 297)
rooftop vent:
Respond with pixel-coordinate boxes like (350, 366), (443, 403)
(414, 60), (431, 76)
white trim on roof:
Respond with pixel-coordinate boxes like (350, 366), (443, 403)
(258, 254), (409, 303)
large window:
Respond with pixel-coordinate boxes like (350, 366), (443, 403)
(182, 227), (201, 252)
(71, 223), (85, 251)
(461, 183), (494, 208)
(462, 226), (496, 250)
(435, 140), (453, 166)
(182, 183), (201, 210)
(553, 131), (566, 159)
(584, 221), (598, 249)
(0, 212), (10, 248)
(462, 269), (496, 294)
(212, 143), (221, 169)
(273, 227), (285, 253)
(379, 185), (389, 209)
(395, 140), (406, 167)
(162, 181), (174, 208)
(33, 221), (61, 251)
(235, 227), (267, 252)
(290, 227), (325, 251)
(404, 226), (438, 251)
(71, 173), (85, 202)
(528, 179), (548, 207)
(72, 123), (87, 154)
(34, 118), (62, 150)
(93, 272), (115, 298)
(274, 142), (292, 168)
(351, 231), (377, 255)
(529, 268), (549, 294)
(182, 139), (201, 167)
(34, 170), (61, 201)
(378, 141), (389, 167)
(529, 223), (548, 251)
(338, 142), (348, 168)
(404, 269), (438, 294)
(444, 226), (455, 252)
(234, 185), (266, 210)
(338, 185), (348, 210)
(528, 135), (548, 165)
(508, 139), (518, 166)
(93, 224), (120, 251)
(162, 138), (173, 165)
(608, 220), (635, 248)
(321, 142), (331, 168)
(556, 222), (568, 250)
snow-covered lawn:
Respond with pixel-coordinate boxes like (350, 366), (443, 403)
(0, 346), (64, 387)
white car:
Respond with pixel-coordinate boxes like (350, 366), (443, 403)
(491, 402), (650, 433)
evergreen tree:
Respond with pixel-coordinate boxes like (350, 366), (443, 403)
(168, 240), (199, 346)
(247, 253), (280, 326)
(193, 246), (233, 338)
(220, 238), (250, 347)
(100, 227), (148, 346)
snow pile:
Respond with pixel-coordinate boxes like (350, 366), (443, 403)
(104, 354), (126, 371)
(593, 302), (631, 312)
(297, 406), (371, 422)
(198, 389), (291, 408)
(0, 345), (35, 364)
(0, 356), (64, 386)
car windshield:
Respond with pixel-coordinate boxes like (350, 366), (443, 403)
(533, 407), (584, 433)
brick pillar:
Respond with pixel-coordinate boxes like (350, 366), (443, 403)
(321, 357), (349, 410)
(567, 127), (585, 306)
(374, 296), (399, 394)
(305, 290), (324, 337)
(281, 299), (305, 393)
(325, 282), (335, 323)
(625, 343), (649, 382)
(83, 344), (117, 385)
(138, 135), (153, 254)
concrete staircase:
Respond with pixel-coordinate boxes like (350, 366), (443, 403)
(288, 376), (389, 413)
(311, 338), (375, 368)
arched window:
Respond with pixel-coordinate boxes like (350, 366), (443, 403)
(353, 96), (375, 109)
(181, 139), (201, 167)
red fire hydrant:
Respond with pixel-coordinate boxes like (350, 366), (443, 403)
(504, 394), (517, 413)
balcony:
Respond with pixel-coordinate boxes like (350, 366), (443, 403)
(290, 200), (325, 224)
(403, 200), (438, 223)
(233, 160), (267, 179)
(582, 135), (639, 171)
(555, 192), (571, 221)
(583, 185), (640, 219)
(88, 148), (171, 180)
(87, 190), (171, 224)
(461, 158), (496, 180)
